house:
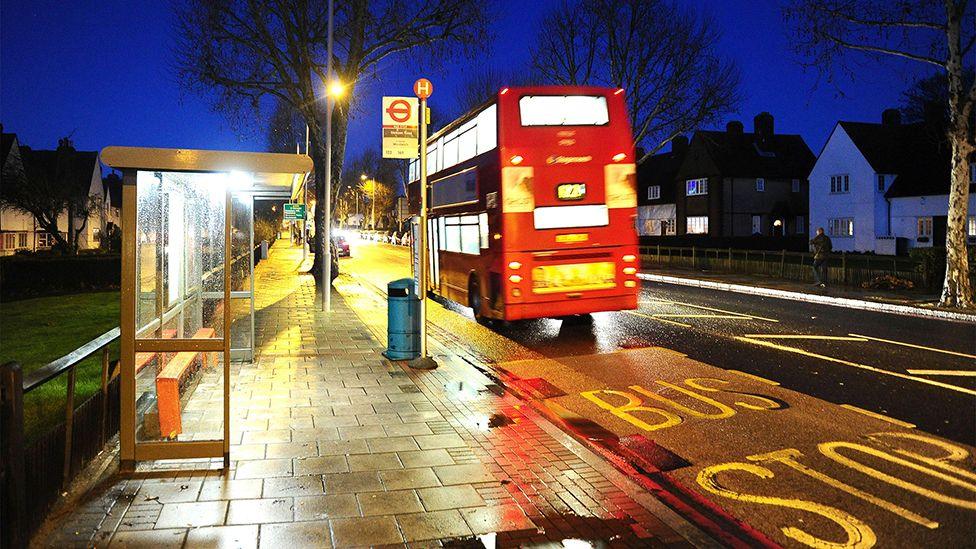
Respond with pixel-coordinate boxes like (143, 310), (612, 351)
(636, 137), (686, 236)
(673, 113), (814, 239)
(808, 109), (976, 254)
(0, 130), (108, 255)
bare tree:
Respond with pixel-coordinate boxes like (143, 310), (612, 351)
(453, 65), (532, 118)
(174, 0), (487, 283)
(0, 138), (98, 254)
(266, 99), (308, 154)
(530, 0), (740, 161)
(785, 0), (976, 308)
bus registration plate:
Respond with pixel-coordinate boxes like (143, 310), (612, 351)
(532, 262), (616, 294)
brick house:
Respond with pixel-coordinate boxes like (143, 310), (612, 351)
(673, 113), (815, 239)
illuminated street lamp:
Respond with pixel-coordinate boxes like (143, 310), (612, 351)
(321, 0), (337, 313)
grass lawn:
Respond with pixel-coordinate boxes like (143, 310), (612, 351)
(0, 291), (120, 438)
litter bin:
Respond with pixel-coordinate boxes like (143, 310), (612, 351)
(383, 278), (420, 360)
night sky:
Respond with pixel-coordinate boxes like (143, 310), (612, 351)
(1, 0), (934, 162)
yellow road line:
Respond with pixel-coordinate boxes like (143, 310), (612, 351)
(735, 336), (976, 397)
(743, 334), (868, 341)
(849, 333), (976, 360)
(658, 300), (779, 323)
(653, 314), (756, 319)
(907, 369), (976, 377)
(726, 370), (780, 386)
(625, 310), (691, 328)
(840, 404), (916, 429)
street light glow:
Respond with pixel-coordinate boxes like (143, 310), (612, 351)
(327, 80), (345, 97)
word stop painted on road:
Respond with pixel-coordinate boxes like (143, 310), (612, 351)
(381, 96), (418, 159)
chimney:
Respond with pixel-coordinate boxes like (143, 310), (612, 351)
(881, 109), (901, 126)
(726, 121), (743, 134)
(754, 112), (774, 142)
(671, 135), (689, 155)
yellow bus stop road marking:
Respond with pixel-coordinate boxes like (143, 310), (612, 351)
(727, 369), (780, 386)
(642, 299), (778, 322)
(849, 333), (976, 360)
(839, 404), (916, 429)
(907, 370), (976, 377)
(735, 336), (976, 397)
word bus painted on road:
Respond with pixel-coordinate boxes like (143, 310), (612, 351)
(407, 86), (639, 321)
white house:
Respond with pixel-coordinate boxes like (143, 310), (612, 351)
(809, 110), (976, 254)
(0, 131), (110, 255)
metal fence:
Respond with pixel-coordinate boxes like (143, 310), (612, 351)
(1, 328), (120, 549)
(639, 245), (931, 289)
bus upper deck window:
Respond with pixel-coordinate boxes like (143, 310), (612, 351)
(519, 96), (609, 126)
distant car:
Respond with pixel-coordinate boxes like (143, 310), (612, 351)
(332, 235), (350, 256)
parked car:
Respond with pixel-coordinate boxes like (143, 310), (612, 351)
(332, 234), (350, 256)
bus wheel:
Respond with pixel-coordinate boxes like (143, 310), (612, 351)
(469, 276), (489, 325)
(559, 314), (593, 325)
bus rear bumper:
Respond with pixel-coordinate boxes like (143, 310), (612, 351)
(504, 293), (637, 321)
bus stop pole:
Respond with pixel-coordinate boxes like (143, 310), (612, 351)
(418, 97), (429, 359)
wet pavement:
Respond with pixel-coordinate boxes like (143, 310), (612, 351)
(344, 239), (976, 549)
(37, 241), (706, 548)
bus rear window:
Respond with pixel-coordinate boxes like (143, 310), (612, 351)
(519, 95), (609, 126)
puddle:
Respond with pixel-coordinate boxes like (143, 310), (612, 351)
(442, 513), (654, 547)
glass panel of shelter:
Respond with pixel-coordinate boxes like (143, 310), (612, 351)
(133, 171), (227, 445)
(229, 193), (254, 362)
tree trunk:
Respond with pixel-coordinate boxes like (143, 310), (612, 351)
(939, 135), (973, 307)
(309, 100), (351, 285)
(938, 1), (973, 309)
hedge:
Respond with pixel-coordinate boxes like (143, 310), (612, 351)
(0, 254), (121, 301)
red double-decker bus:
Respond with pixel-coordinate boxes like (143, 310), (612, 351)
(408, 86), (638, 322)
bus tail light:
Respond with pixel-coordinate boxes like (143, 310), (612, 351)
(625, 280), (637, 288)
(509, 274), (522, 283)
(623, 254), (636, 262)
(512, 288), (521, 297)
(614, 88), (624, 95)
(623, 267), (637, 275)
(510, 155), (523, 165)
(612, 152), (627, 162)
(500, 87), (509, 95)
(508, 261), (522, 270)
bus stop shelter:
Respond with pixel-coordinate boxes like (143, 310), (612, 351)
(100, 147), (312, 469)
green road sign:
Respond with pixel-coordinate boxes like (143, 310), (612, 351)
(284, 203), (306, 221)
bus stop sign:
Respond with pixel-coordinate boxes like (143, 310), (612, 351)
(382, 96), (418, 159)
(283, 203), (306, 220)
(414, 78), (433, 99)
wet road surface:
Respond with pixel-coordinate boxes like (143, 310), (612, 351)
(341, 239), (976, 548)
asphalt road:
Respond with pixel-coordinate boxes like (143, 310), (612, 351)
(340, 239), (976, 549)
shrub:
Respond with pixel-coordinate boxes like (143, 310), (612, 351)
(0, 254), (120, 301)
(861, 274), (914, 290)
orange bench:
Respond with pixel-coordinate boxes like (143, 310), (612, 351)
(156, 328), (217, 438)
(135, 329), (177, 374)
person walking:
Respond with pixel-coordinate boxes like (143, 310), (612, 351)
(810, 227), (832, 287)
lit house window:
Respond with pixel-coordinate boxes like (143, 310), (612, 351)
(917, 217), (933, 240)
(792, 179), (800, 193)
(2, 233), (15, 249)
(647, 186), (661, 200)
(663, 218), (676, 235)
(686, 216), (708, 234)
(686, 178), (708, 196)
(830, 174), (850, 193)
(828, 217), (854, 237)
(969, 216), (976, 237)
(756, 178), (765, 192)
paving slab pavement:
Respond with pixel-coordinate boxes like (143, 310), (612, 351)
(36, 241), (713, 548)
